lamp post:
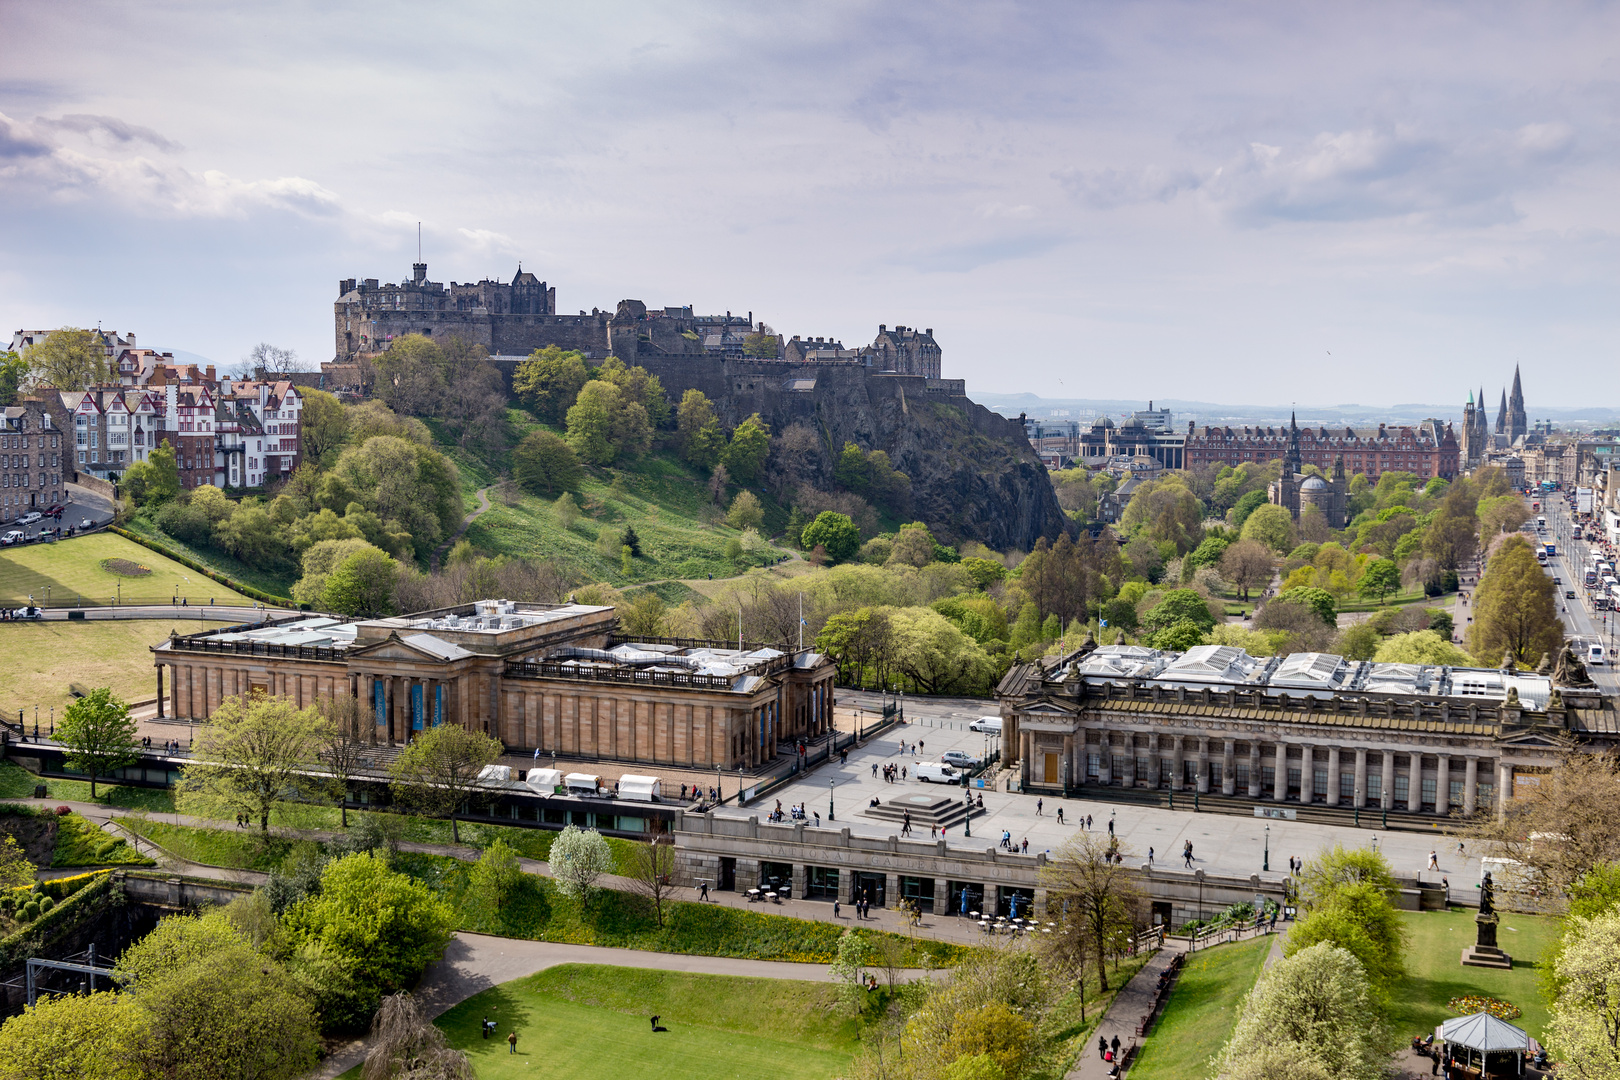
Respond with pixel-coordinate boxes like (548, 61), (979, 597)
(1263, 823), (1270, 872)
(827, 778), (835, 822)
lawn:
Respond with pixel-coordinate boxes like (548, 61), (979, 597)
(1386, 907), (1559, 1042)
(117, 818), (312, 872)
(440, 965), (866, 1080)
(1129, 936), (1272, 1079)
(120, 517), (298, 598)
(0, 761), (177, 814)
(0, 532), (253, 605)
(50, 809), (156, 867)
(0, 618), (231, 718)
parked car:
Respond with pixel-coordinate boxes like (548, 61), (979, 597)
(913, 762), (960, 784)
(969, 716), (1003, 734)
(0, 531), (25, 546)
(8, 607), (41, 620)
(17, 512), (41, 525)
(941, 750), (981, 769)
(79, 519), (91, 529)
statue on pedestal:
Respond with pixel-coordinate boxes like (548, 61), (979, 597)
(1462, 871), (1511, 968)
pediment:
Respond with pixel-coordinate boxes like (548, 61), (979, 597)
(351, 634), (451, 664)
(1020, 701), (1077, 717)
(1496, 730), (1566, 748)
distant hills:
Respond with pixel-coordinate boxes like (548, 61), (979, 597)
(969, 391), (1620, 429)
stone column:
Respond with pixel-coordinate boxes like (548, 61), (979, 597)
(1170, 736), (1184, 791)
(1496, 762), (1514, 820)
(1436, 756), (1451, 816)
(934, 877), (949, 915)
(1099, 730), (1113, 785)
(1464, 757), (1479, 816)
(1326, 746), (1341, 807)
(1124, 736), (1137, 787)
(791, 864), (807, 899)
(1196, 737), (1210, 794)
(1221, 739), (1235, 796)
(884, 872), (900, 909)
(1148, 733), (1162, 789)
(1381, 752), (1396, 810)
(837, 869), (853, 905)
(1407, 753), (1422, 813)
(1273, 743), (1287, 801)
(1248, 742), (1263, 798)
(156, 667), (165, 718)
(1354, 748), (1368, 808)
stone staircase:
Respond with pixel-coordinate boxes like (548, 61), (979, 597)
(860, 791), (980, 830)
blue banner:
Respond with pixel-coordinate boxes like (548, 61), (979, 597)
(373, 680), (386, 727)
(411, 684), (424, 730)
(434, 683), (443, 727)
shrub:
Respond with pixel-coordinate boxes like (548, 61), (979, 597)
(20, 901), (39, 922)
(55, 806), (71, 816)
(38, 897), (53, 914)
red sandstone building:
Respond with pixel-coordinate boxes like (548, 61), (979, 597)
(1184, 420), (1459, 481)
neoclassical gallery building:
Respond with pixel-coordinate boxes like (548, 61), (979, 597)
(151, 600), (836, 769)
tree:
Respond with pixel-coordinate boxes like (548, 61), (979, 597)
(834, 442), (871, 493)
(887, 523), (937, 568)
(725, 489), (765, 531)
(293, 538), (378, 609)
(1468, 535), (1563, 667)
(1274, 586), (1336, 626)
(1284, 881), (1408, 987)
(330, 435), (463, 561)
(550, 825), (614, 909)
(388, 724), (504, 844)
(565, 380), (650, 465)
(372, 335), (448, 417)
(1188, 535), (1231, 569)
(0, 990), (147, 1080)
(828, 927), (871, 1016)
(801, 511), (861, 564)
(23, 328), (110, 388)
(323, 546), (400, 618)
(1357, 558), (1401, 602)
(282, 853), (455, 1031)
(620, 523), (643, 557)
(1467, 751), (1620, 894)
(591, 357), (669, 427)
(1229, 489), (1268, 529)
(620, 590), (666, 637)
(1213, 942), (1390, 1080)
(1545, 910), (1620, 1078)
(0, 834), (33, 890)
(722, 414), (772, 483)
(1220, 538), (1275, 601)
(245, 342), (301, 375)
(512, 430), (583, 496)
(676, 388), (725, 468)
(513, 345), (590, 423)
(627, 830), (678, 927)
(1372, 629), (1472, 666)
(741, 331), (780, 358)
(1142, 588), (1216, 633)
(57, 687), (138, 798)
(468, 838), (524, 909)
(1039, 832), (1141, 992)
(1423, 479), (1481, 570)
(1149, 619), (1207, 652)
(299, 388), (351, 468)
(0, 350), (29, 406)
(1239, 503), (1296, 553)
(363, 992), (475, 1080)
(145, 439), (181, 505)
(181, 695), (329, 834)
(552, 492), (581, 528)
(887, 607), (996, 695)
(318, 695), (369, 828)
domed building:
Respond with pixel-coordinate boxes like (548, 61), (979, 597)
(1268, 414), (1347, 527)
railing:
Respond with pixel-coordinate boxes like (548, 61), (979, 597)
(166, 638), (347, 662)
(0, 596), (271, 610)
(505, 660), (740, 691)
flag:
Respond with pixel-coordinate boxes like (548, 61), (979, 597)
(533, 747), (540, 760)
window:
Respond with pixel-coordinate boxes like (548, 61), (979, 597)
(1086, 753), (1099, 780)
(1135, 756), (1149, 783)
(1341, 772), (1355, 800)
(1234, 763), (1250, 790)
(1394, 775), (1410, 804)
(1183, 759), (1198, 786)
(1477, 782), (1494, 809)
(1112, 754), (1127, 781)
(1261, 765), (1276, 792)
(1287, 766), (1301, 796)
(1160, 759), (1173, 785)
(90, 450), (98, 464)
(1208, 761), (1222, 787)
(77, 451), (85, 464)
(1421, 777), (1437, 807)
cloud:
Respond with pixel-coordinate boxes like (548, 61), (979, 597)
(0, 112), (52, 159)
(1055, 165), (1203, 208)
(905, 232), (1067, 273)
(456, 227), (519, 257)
(39, 113), (182, 152)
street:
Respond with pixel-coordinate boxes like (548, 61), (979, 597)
(1532, 492), (1619, 693)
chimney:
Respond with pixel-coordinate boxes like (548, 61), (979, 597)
(259, 385), (269, 412)
(879, 324), (886, 332)
(925, 328), (932, 336)
(205, 365), (215, 383)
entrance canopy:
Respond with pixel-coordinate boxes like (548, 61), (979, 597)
(1439, 1012), (1530, 1053)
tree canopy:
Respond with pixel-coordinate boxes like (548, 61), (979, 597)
(1468, 535), (1562, 667)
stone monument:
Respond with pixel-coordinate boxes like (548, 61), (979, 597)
(1461, 871), (1513, 969)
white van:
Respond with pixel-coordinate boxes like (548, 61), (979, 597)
(914, 762), (960, 784)
(970, 716), (1003, 734)
(1590, 643), (1606, 667)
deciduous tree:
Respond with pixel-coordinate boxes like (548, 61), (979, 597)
(627, 830), (678, 927)
(1038, 831), (1141, 993)
(1468, 535), (1562, 667)
(1239, 503), (1296, 554)
(512, 429), (583, 496)
(23, 328), (110, 388)
(57, 687), (138, 798)
(363, 992), (475, 1080)
(181, 695), (329, 834)
(1219, 538), (1275, 601)
(550, 825), (614, 909)
(388, 724), (503, 844)
(801, 511), (860, 564)
(722, 413), (772, 482)
(323, 546), (400, 618)
(1544, 911), (1620, 1079)
(513, 345), (590, 423)
(0, 990), (147, 1080)
(676, 388), (725, 468)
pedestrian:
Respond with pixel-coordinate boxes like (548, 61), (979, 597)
(1428, 850), (1440, 871)
(814, 811), (821, 827)
(1111, 1034), (1121, 1057)
(699, 881), (709, 902)
(872, 762), (879, 777)
(1107, 811), (1115, 837)
(834, 899), (841, 918)
(1021, 838), (1028, 854)
(919, 740), (924, 754)
(1036, 798), (1043, 816)
(508, 1030), (518, 1054)
(1457, 840), (1466, 858)
(1098, 1036), (1108, 1060)
(1441, 876), (1450, 895)
(482, 1016), (491, 1039)
(1147, 846), (1154, 867)
(901, 765), (907, 780)
(1086, 814), (1093, 830)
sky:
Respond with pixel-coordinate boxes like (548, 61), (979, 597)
(2, 1), (1618, 412)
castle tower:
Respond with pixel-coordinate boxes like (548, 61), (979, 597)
(1507, 364), (1528, 441)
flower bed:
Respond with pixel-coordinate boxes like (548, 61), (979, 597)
(1447, 995), (1521, 1021)
(98, 558), (151, 577)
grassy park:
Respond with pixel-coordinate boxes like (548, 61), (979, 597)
(0, 618), (230, 719)
(0, 532), (252, 605)
(1128, 936), (1271, 1079)
(1386, 907), (1559, 1042)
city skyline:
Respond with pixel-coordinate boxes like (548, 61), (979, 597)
(3, 3), (1619, 406)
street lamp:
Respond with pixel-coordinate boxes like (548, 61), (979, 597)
(1263, 823), (1270, 872)
(827, 778), (835, 822)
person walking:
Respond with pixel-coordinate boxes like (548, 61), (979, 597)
(1107, 810), (1115, 837)
(1428, 850), (1440, 871)
(1056, 807), (1064, 824)
(699, 881), (710, 902)
(1036, 798), (1043, 816)
(482, 1016), (491, 1040)
(1098, 1036), (1108, 1060)
(834, 899), (841, 919)
(508, 1030), (518, 1055)
(1147, 846), (1154, 867)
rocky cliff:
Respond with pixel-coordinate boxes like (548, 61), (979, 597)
(633, 355), (1069, 551)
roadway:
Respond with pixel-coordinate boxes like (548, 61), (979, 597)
(1533, 492), (1619, 692)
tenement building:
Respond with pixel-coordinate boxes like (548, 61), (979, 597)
(998, 642), (1618, 820)
(151, 601), (836, 770)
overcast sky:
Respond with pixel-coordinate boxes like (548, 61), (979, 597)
(2, 1), (1617, 411)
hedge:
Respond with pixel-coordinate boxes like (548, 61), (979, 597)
(109, 526), (298, 609)
(0, 870), (117, 970)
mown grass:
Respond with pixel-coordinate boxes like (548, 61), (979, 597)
(0, 618), (231, 718)
(1387, 907), (1559, 1042)
(119, 818), (313, 872)
(0, 531), (256, 605)
(1128, 936), (1271, 1079)
(396, 850), (964, 968)
(50, 810), (156, 867)
(434, 965), (873, 1080)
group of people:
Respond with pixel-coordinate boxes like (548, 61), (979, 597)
(677, 783), (718, 802)
(875, 762), (907, 783)
(998, 830), (1029, 854)
(481, 1017), (518, 1053)
(768, 799), (819, 826)
(140, 736), (185, 755)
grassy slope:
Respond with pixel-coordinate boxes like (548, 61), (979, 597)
(0, 532), (253, 604)
(1387, 907), (1558, 1042)
(0, 619), (232, 717)
(50, 811), (156, 867)
(0, 762), (176, 813)
(121, 517), (297, 597)
(448, 412), (788, 588)
(1128, 937), (1271, 1079)
(438, 966), (862, 1080)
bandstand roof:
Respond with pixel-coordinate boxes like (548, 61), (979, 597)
(1439, 1012), (1530, 1053)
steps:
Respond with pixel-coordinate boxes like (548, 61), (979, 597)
(860, 791), (980, 830)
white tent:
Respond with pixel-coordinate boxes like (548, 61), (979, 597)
(477, 764), (512, 783)
(525, 768), (563, 794)
(564, 772), (605, 795)
(618, 775), (661, 802)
